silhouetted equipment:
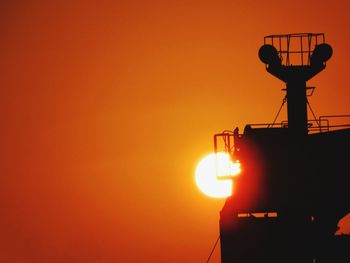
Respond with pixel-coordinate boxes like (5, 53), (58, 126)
(216, 33), (350, 263)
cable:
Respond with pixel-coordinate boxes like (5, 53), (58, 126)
(270, 96), (287, 127)
(206, 235), (220, 263)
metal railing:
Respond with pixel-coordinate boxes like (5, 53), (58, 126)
(246, 114), (350, 133)
(264, 33), (325, 66)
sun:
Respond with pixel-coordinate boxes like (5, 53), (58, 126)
(195, 152), (241, 198)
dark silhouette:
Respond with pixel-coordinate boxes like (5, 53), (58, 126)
(217, 33), (350, 263)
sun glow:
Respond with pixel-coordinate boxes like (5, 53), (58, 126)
(195, 152), (241, 198)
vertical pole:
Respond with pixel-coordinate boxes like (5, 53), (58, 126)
(286, 81), (308, 136)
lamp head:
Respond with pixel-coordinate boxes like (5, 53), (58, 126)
(310, 43), (333, 65)
(258, 44), (281, 66)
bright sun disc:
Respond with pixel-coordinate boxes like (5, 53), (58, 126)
(195, 152), (241, 198)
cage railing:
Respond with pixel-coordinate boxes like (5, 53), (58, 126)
(263, 33), (325, 66)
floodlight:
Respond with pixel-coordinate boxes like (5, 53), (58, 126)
(258, 44), (281, 66)
(310, 43), (333, 65)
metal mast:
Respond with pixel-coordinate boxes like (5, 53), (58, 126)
(258, 33), (332, 136)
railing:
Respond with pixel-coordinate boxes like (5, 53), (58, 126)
(214, 115), (350, 160)
(308, 115), (350, 133)
(246, 114), (350, 133)
(214, 130), (235, 155)
(264, 33), (325, 66)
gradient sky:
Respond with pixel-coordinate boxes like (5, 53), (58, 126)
(1, 1), (350, 262)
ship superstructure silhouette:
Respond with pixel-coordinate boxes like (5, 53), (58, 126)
(215, 33), (350, 262)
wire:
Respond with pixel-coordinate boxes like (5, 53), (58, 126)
(270, 96), (287, 127)
(206, 235), (220, 263)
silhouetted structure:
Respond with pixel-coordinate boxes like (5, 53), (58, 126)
(216, 33), (350, 263)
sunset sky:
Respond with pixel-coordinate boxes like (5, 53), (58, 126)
(1, 1), (350, 262)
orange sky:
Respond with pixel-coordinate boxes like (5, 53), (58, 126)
(1, 1), (350, 262)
